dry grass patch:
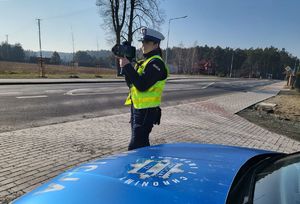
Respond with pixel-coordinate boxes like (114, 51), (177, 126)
(0, 61), (116, 78)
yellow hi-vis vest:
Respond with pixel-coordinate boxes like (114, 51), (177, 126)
(125, 55), (168, 109)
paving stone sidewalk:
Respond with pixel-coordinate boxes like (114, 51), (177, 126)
(1, 81), (299, 203)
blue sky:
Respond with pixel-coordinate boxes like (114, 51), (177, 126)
(0, 0), (299, 58)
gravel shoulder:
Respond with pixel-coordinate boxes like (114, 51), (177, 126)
(238, 88), (300, 141)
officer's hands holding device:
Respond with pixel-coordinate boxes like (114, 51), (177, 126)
(111, 41), (136, 71)
(119, 57), (130, 68)
(111, 41), (136, 61)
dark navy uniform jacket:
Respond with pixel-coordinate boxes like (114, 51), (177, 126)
(122, 49), (168, 91)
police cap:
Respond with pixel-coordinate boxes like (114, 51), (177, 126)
(138, 27), (165, 43)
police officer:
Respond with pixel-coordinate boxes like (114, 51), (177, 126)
(119, 27), (169, 150)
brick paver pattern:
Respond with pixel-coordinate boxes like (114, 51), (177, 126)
(0, 81), (299, 203)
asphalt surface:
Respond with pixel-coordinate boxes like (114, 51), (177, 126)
(0, 78), (276, 133)
(2, 80), (296, 204)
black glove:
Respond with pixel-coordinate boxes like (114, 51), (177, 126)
(153, 107), (161, 125)
(125, 74), (132, 88)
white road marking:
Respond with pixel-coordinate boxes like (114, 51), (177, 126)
(201, 82), (215, 89)
(45, 90), (65, 93)
(65, 89), (91, 96)
(0, 92), (22, 95)
(164, 82), (216, 91)
(65, 88), (128, 96)
(16, 95), (48, 99)
(64, 82), (215, 96)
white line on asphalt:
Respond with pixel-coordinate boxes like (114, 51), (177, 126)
(0, 92), (22, 95)
(45, 90), (65, 93)
(65, 89), (91, 96)
(65, 88), (128, 96)
(201, 82), (215, 89)
(16, 95), (48, 99)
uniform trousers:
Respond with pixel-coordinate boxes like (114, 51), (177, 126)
(128, 106), (159, 150)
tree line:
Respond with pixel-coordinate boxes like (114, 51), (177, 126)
(0, 43), (25, 62)
(165, 45), (299, 79)
(0, 42), (115, 68)
(1, 42), (298, 79)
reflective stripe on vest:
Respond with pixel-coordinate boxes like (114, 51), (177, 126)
(124, 55), (168, 109)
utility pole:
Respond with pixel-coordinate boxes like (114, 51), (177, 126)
(96, 37), (100, 76)
(72, 30), (75, 61)
(36, 18), (45, 78)
(166, 15), (188, 65)
(5, 34), (9, 60)
(71, 26), (76, 77)
(71, 26), (75, 63)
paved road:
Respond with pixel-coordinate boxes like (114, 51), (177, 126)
(1, 81), (298, 204)
(0, 78), (275, 133)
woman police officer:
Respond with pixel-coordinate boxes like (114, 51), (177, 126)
(119, 27), (169, 150)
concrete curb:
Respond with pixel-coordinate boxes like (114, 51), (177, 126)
(0, 79), (125, 85)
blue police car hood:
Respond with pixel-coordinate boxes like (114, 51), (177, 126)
(12, 143), (272, 204)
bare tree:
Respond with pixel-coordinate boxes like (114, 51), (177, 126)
(97, 0), (165, 75)
(125, 0), (165, 44)
(191, 41), (198, 74)
(184, 47), (192, 74)
(97, 0), (127, 76)
(97, 0), (127, 44)
(97, 0), (165, 46)
(173, 42), (184, 74)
